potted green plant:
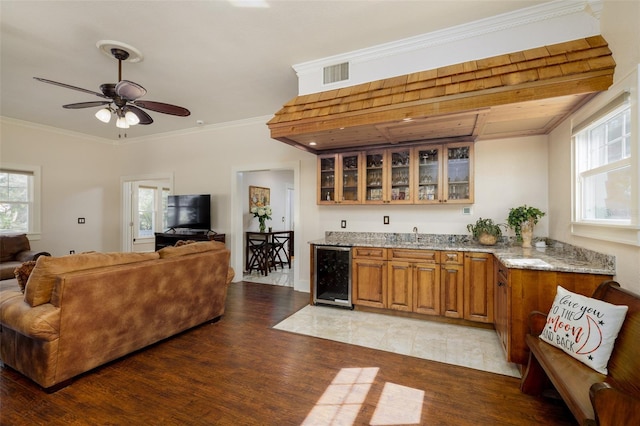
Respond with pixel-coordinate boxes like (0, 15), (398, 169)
(466, 218), (505, 246)
(507, 205), (545, 247)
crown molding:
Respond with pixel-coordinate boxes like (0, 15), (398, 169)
(1, 114), (272, 146)
(113, 115), (273, 145)
(0, 116), (116, 145)
(294, 0), (601, 75)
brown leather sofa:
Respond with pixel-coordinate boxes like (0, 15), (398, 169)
(0, 234), (50, 281)
(0, 241), (234, 390)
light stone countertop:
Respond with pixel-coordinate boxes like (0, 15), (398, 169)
(309, 232), (615, 276)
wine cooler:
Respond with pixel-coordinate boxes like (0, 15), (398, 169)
(313, 246), (352, 308)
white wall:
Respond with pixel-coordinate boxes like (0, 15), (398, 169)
(546, 0), (640, 294)
(295, 1), (600, 95)
(0, 100), (630, 296)
(601, 0), (640, 80)
(243, 170), (293, 232)
(113, 118), (318, 292)
(1, 119), (120, 256)
(1, 0), (637, 295)
(548, 77), (640, 293)
(317, 136), (549, 238)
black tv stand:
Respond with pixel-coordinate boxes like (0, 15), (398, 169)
(154, 231), (225, 251)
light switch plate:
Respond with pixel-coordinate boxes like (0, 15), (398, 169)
(462, 207), (472, 215)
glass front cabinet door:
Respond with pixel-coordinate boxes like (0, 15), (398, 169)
(340, 152), (362, 203)
(364, 148), (413, 204)
(444, 143), (473, 204)
(414, 142), (474, 204)
(388, 148), (413, 204)
(317, 153), (362, 204)
(415, 145), (443, 203)
(364, 150), (385, 203)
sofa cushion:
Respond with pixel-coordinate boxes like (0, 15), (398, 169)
(0, 234), (30, 262)
(1, 261), (22, 281)
(14, 261), (37, 293)
(158, 241), (225, 258)
(25, 251), (160, 307)
(0, 278), (22, 303)
(539, 285), (628, 374)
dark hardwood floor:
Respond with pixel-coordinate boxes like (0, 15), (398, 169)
(1, 282), (575, 425)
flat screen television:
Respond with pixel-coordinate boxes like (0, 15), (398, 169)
(166, 194), (211, 231)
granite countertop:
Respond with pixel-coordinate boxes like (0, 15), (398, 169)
(310, 232), (615, 276)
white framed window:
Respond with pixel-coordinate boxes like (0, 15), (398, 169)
(571, 66), (639, 246)
(0, 164), (41, 238)
(575, 94), (631, 222)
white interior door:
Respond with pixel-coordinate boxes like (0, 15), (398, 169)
(285, 185), (294, 231)
(121, 174), (173, 252)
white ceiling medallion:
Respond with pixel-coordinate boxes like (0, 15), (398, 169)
(96, 40), (144, 63)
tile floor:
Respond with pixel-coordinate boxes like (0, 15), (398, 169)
(242, 259), (295, 287)
(244, 259), (520, 378)
(274, 304), (521, 378)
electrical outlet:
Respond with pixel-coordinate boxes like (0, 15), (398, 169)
(462, 207), (472, 215)
(341, 220), (347, 229)
(78, 217), (85, 224)
(69, 250), (75, 254)
(383, 216), (390, 225)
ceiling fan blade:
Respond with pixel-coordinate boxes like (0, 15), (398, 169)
(63, 101), (112, 109)
(133, 100), (191, 117)
(34, 77), (109, 99)
(116, 80), (147, 100)
(124, 105), (153, 125)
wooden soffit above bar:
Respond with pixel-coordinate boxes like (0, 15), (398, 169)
(267, 35), (615, 154)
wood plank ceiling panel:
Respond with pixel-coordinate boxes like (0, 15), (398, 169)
(268, 35), (615, 154)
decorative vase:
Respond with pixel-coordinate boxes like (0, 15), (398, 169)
(520, 219), (534, 248)
(478, 233), (497, 246)
(258, 217), (266, 233)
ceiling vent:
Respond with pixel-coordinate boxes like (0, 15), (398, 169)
(323, 62), (349, 84)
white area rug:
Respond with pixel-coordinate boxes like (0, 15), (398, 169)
(274, 305), (521, 378)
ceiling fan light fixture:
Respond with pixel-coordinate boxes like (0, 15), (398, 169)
(95, 107), (112, 123)
(125, 110), (140, 125)
(116, 115), (130, 129)
(36, 40), (189, 133)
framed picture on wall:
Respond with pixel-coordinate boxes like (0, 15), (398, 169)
(249, 186), (270, 209)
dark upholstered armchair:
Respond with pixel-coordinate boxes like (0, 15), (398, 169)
(0, 234), (50, 280)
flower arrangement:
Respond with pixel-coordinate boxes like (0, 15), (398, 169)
(251, 205), (272, 232)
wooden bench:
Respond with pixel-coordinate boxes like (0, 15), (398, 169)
(520, 280), (640, 425)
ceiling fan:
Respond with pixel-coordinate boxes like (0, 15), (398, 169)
(34, 45), (190, 130)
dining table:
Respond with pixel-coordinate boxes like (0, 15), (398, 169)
(245, 230), (293, 276)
